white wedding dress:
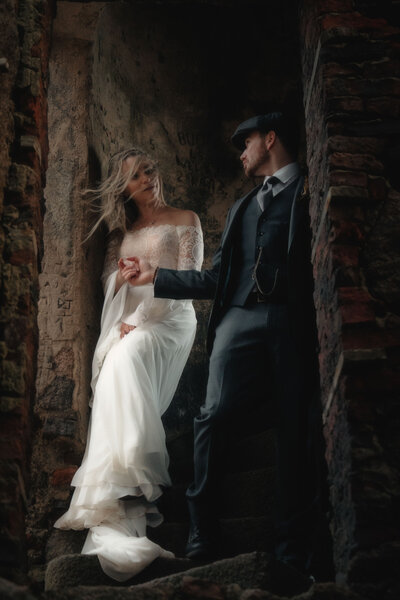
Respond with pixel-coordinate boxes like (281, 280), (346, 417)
(54, 223), (203, 581)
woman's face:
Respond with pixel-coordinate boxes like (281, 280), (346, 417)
(122, 156), (156, 203)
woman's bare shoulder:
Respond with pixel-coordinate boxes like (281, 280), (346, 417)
(164, 207), (201, 228)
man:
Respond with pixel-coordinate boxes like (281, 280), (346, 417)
(130, 112), (326, 589)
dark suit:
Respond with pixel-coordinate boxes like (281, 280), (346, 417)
(155, 174), (322, 569)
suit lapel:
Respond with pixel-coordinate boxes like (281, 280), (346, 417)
(221, 186), (261, 248)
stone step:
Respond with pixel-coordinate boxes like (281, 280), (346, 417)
(148, 515), (274, 558)
(159, 466), (275, 521)
(7, 569), (363, 600)
(46, 513), (274, 570)
(45, 553), (194, 590)
(168, 426), (276, 483)
(45, 550), (271, 591)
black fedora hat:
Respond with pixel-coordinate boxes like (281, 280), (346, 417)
(231, 112), (286, 151)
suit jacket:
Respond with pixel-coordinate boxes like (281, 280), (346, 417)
(155, 175), (316, 357)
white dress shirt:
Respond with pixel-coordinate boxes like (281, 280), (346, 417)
(263, 162), (301, 197)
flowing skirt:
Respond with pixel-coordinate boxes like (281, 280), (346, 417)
(55, 279), (197, 581)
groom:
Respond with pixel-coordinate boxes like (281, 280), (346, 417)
(130, 112), (325, 586)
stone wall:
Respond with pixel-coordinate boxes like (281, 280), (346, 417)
(25, 2), (106, 583)
(300, 0), (400, 593)
(1, 0), (398, 595)
(0, 0), (53, 583)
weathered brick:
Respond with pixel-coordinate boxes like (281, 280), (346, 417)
(320, 39), (387, 63)
(326, 77), (400, 99)
(329, 185), (370, 201)
(50, 466), (77, 488)
(320, 13), (399, 36)
(327, 96), (364, 113)
(329, 152), (384, 174)
(331, 244), (360, 268)
(329, 219), (364, 244)
(368, 177), (387, 202)
(330, 170), (368, 188)
(327, 135), (386, 155)
(365, 97), (400, 118)
(338, 287), (376, 324)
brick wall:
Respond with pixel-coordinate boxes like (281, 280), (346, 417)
(0, 0), (53, 583)
(300, 0), (400, 592)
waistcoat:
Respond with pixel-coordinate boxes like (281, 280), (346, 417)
(229, 177), (299, 306)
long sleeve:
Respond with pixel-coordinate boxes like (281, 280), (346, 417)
(155, 243), (220, 301)
(177, 225), (204, 271)
(124, 225), (205, 327)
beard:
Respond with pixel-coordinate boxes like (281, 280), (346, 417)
(245, 147), (270, 177)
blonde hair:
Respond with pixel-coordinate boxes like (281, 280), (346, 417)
(86, 148), (166, 238)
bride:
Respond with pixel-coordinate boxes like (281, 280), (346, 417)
(54, 148), (203, 581)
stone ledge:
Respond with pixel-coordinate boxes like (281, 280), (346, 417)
(45, 551), (270, 592)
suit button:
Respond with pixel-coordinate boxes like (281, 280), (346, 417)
(259, 232), (264, 236)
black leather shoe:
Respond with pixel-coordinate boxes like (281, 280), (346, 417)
(269, 558), (315, 597)
(185, 524), (217, 559)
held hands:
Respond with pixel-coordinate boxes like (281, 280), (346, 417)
(121, 256), (155, 286)
(118, 257), (139, 285)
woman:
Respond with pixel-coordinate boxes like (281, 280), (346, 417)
(54, 148), (203, 581)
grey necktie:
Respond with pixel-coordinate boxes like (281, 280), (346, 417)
(256, 175), (280, 212)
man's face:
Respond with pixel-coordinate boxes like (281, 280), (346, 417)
(240, 130), (270, 177)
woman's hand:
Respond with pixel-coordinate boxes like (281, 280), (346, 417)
(116, 257), (139, 292)
(120, 322), (136, 338)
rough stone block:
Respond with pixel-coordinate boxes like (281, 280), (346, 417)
(50, 466), (77, 489)
(0, 396), (24, 415)
(43, 416), (77, 439)
(5, 227), (37, 266)
(38, 376), (75, 411)
(7, 163), (39, 196)
(0, 577), (36, 600)
(1, 360), (25, 395)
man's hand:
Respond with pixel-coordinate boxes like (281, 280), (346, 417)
(120, 322), (136, 338)
(125, 257), (156, 286)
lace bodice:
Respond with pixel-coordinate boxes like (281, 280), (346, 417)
(102, 224), (203, 289)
